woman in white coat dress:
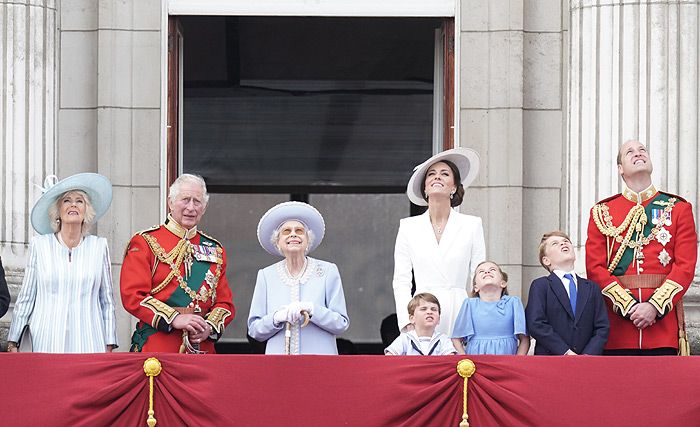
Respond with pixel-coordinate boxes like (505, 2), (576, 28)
(248, 202), (349, 354)
(393, 148), (486, 337)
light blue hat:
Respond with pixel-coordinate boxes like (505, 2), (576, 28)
(257, 201), (326, 256)
(31, 173), (113, 235)
(406, 147), (480, 206)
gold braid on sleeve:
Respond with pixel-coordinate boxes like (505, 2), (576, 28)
(649, 280), (683, 316)
(141, 296), (178, 327)
(601, 282), (637, 317)
(205, 307), (232, 334)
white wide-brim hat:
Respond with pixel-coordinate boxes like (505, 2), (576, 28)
(406, 147), (480, 206)
(31, 173), (113, 235)
(257, 201), (326, 257)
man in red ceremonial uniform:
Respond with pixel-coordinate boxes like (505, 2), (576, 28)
(121, 174), (235, 353)
(586, 140), (697, 355)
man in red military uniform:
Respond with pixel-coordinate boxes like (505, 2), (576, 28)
(121, 174), (235, 353)
(586, 140), (697, 355)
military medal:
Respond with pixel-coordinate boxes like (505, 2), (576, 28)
(658, 249), (671, 267)
(656, 227), (672, 246)
(192, 244), (222, 263)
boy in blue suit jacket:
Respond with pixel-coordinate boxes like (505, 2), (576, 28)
(526, 231), (609, 355)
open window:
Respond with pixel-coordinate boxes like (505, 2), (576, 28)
(166, 15), (455, 352)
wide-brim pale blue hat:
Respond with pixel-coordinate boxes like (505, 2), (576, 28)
(257, 201), (326, 256)
(406, 147), (480, 206)
(31, 173), (113, 235)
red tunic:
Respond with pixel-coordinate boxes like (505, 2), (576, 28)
(585, 187), (697, 350)
(120, 222), (235, 353)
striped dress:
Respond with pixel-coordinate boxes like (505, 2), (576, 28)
(8, 234), (118, 352)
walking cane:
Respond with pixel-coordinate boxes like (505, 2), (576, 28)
(285, 310), (311, 355)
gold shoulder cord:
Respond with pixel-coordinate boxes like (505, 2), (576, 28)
(141, 233), (221, 307)
(592, 203), (645, 272)
(141, 233), (193, 294)
(592, 199), (676, 272)
(591, 203), (642, 238)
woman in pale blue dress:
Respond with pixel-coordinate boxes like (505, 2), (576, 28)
(248, 202), (349, 355)
(452, 261), (529, 355)
(7, 173), (117, 353)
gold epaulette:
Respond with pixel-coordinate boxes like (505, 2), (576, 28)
(649, 280), (683, 315)
(198, 229), (223, 247)
(602, 282), (637, 316)
(594, 193), (623, 205)
(136, 224), (162, 236)
(123, 225), (162, 258)
(659, 191), (687, 203)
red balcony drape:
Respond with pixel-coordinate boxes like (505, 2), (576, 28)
(1, 353), (698, 426)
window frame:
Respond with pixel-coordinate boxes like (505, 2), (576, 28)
(166, 15), (455, 185)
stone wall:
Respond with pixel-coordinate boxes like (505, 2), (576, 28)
(0, 0), (57, 348)
(459, 0), (567, 300)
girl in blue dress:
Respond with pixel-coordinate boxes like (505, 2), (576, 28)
(451, 261), (529, 355)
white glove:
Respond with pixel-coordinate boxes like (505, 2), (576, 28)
(286, 301), (304, 324)
(273, 306), (288, 326)
(298, 301), (314, 316)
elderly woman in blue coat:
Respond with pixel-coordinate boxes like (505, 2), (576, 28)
(247, 202), (349, 354)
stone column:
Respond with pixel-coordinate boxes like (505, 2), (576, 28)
(459, 0), (567, 297)
(459, 0), (526, 294)
(93, 0), (162, 349)
(567, 0), (700, 350)
(0, 0), (57, 342)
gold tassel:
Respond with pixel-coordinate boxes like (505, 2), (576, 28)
(679, 330), (691, 356)
(143, 357), (162, 427)
(179, 331), (188, 354)
(457, 359), (476, 427)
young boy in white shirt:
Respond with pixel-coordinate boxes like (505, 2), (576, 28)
(385, 293), (457, 356)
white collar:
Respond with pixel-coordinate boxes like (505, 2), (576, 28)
(553, 270), (577, 285)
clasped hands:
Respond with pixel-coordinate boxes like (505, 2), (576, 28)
(629, 302), (657, 329)
(273, 301), (314, 326)
(172, 313), (211, 343)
